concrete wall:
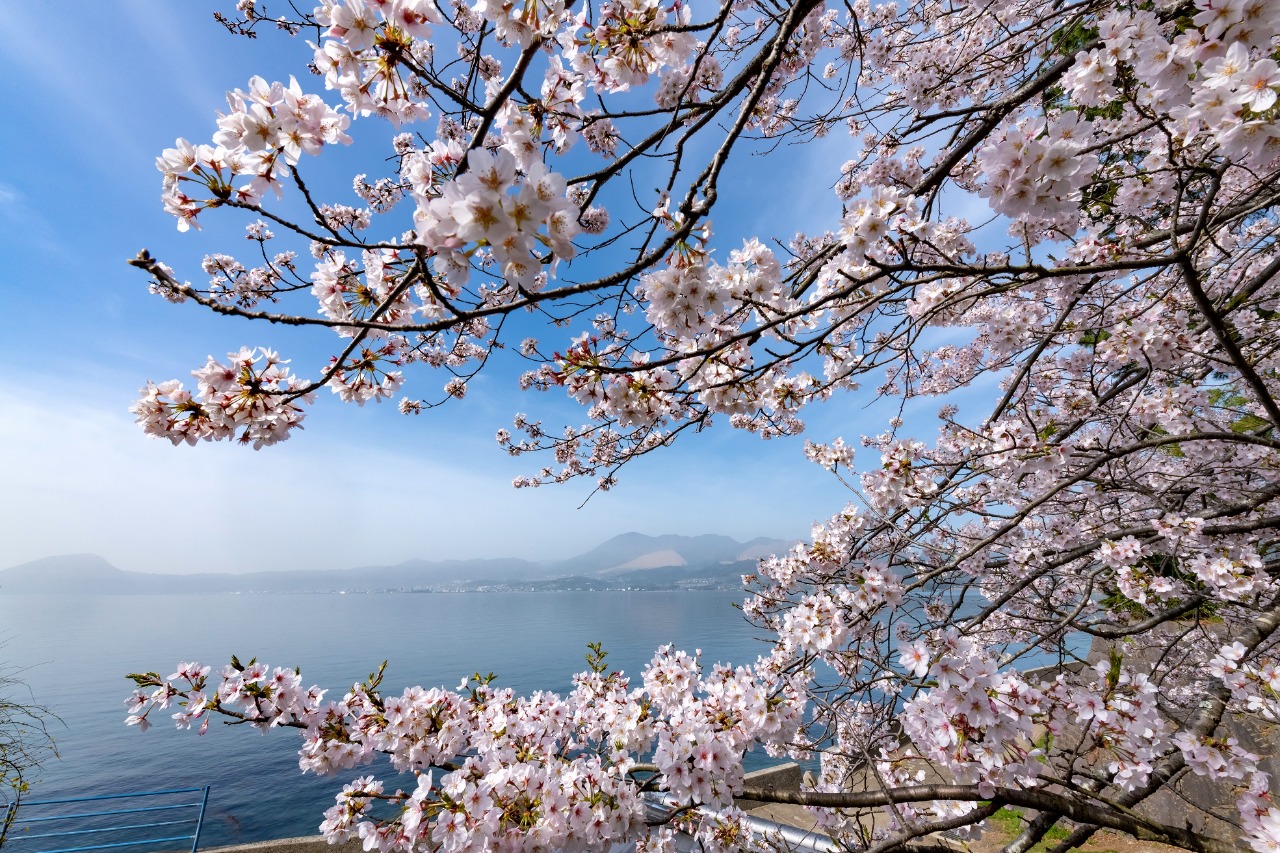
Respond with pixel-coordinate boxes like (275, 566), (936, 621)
(734, 761), (805, 810)
(203, 835), (364, 853)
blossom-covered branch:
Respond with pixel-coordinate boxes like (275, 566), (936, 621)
(128, 0), (1280, 849)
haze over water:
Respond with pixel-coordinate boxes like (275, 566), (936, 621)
(1, 591), (767, 847)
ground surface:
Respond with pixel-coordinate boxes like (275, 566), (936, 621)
(963, 809), (1183, 853)
(742, 802), (1185, 853)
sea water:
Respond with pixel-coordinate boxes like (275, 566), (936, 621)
(0, 591), (772, 847)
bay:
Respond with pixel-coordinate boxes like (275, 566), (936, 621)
(0, 591), (773, 848)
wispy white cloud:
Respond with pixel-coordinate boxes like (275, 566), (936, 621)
(0, 378), (835, 575)
(0, 181), (61, 254)
(0, 5), (251, 179)
(0, 384), (543, 573)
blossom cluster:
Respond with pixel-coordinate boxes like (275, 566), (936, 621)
(977, 114), (1098, 225)
(410, 149), (580, 290)
(130, 348), (313, 448)
(126, 646), (804, 853)
(157, 78), (351, 231)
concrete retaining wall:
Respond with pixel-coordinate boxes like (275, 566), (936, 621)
(733, 761), (805, 810)
(203, 835), (363, 853)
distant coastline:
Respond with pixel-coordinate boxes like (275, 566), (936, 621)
(0, 532), (796, 595)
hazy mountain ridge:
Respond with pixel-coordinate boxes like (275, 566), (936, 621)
(0, 533), (796, 594)
(0, 553), (545, 594)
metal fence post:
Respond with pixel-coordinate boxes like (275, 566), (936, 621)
(2, 800), (16, 849)
(189, 787), (209, 853)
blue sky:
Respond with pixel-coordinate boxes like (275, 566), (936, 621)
(0, 2), (973, 575)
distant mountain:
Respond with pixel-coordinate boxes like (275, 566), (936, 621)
(0, 554), (543, 595)
(0, 554), (145, 594)
(0, 533), (797, 595)
(604, 549), (687, 572)
(734, 538), (796, 561)
(550, 533), (792, 576)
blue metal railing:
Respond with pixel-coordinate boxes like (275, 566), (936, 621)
(2, 787), (209, 853)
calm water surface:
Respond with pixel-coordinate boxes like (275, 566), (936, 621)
(0, 591), (772, 847)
